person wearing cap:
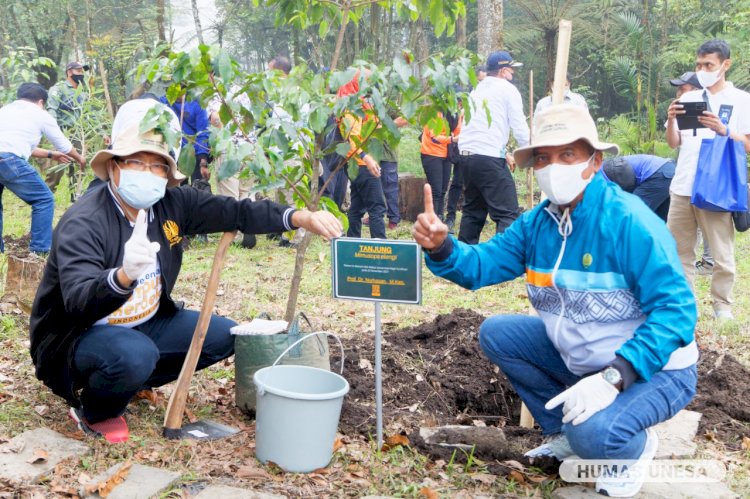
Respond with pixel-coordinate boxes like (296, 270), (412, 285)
(456, 50), (529, 244)
(46, 61), (90, 196)
(600, 155), (675, 221)
(29, 103), (343, 444)
(0, 82), (85, 255)
(535, 73), (588, 114)
(414, 104), (698, 497)
(669, 71), (701, 99)
(666, 39), (750, 321)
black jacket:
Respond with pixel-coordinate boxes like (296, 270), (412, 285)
(30, 183), (296, 405)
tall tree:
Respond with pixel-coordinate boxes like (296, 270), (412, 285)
(156, 0), (167, 43)
(477, 0), (503, 56)
(191, 0), (205, 45)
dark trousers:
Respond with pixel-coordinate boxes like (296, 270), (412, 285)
(458, 154), (519, 244)
(72, 309), (235, 423)
(347, 167), (386, 239)
(632, 161), (675, 222)
(320, 156), (350, 211)
(445, 161), (464, 223)
(421, 154), (452, 221)
(380, 161), (400, 223)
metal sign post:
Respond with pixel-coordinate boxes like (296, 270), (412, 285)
(332, 238), (421, 449)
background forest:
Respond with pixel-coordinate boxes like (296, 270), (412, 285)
(1, 0), (750, 156)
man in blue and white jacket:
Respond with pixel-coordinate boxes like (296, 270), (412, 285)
(412, 104), (698, 497)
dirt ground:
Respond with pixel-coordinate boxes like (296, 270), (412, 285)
(339, 308), (750, 467)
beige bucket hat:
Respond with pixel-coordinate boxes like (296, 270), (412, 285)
(513, 104), (619, 168)
(91, 101), (186, 187)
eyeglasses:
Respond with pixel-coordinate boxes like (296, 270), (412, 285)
(116, 159), (170, 177)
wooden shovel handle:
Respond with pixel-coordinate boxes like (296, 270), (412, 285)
(163, 231), (237, 437)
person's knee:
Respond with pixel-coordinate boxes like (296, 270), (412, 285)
(100, 342), (159, 390)
(201, 316), (236, 365)
(564, 413), (632, 459)
(36, 190), (54, 210)
(478, 316), (513, 359)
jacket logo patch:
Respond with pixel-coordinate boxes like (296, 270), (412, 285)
(582, 253), (593, 269)
(163, 220), (182, 248)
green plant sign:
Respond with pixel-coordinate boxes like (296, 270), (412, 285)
(332, 238), (421, 304)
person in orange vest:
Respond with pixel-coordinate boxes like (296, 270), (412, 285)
(420, 111), (462, 223)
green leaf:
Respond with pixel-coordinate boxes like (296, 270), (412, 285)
(216, 49), (233, 82)
(218, 157), (241, 181)
(335, 142), (352, 158)
(178, 144), (196, 177)
(318, 19), (329, 38)
(320, 196), (349, 232)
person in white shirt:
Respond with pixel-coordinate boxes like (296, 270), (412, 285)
(535, 73), (588, 114)
(456, 50), (530, 244)
(0, 83), (85, 254)
(666, 39), (750, 320)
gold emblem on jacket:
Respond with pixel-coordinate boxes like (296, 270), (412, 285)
(163, 220), (182, 248)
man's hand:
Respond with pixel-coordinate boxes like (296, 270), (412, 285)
(200, 157), (210, 180)
(506, 154), (517, 173)
(545, 373), (618, 426)
(667, 100), (685, 121)
(120, 210), (160, 285)
(412, 184), (448, 250)
(50, 151), (74, 164)
(698, 111), (729, 136)
(364, 155), (381, 178)
(291, 210), (344, 241)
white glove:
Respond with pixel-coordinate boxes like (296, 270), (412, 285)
(545, 373), (618, 426)
(122, 210), (160, 281)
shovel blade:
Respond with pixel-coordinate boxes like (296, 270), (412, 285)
(163, 420), (239, 440)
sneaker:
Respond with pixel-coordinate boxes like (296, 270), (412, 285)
(524, 433), (576, 460)
(595, 428), (658, 497)
(241, 233), (257, 249)
(279, 237), (298, 249)
(695, 259), (713, 276)
(446, 219), (455, 234)
(69, 407), (129, 443)
(714, 309), (734, 321)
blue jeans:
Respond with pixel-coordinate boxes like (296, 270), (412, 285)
(479, 314), (697, 460)
(633, 161), (675, 222)
(380, 161), (400, 224)
(72, 309), (235, 422)
(347, 167), (387, 239)
(0, 153), (55, 253)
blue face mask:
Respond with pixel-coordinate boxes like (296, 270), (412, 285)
(114, 167), (168, 209)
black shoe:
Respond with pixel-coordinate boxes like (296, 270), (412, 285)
(279, 237), (297, 248)
(241, 233), (257, 249)
(446, 218), (455, 234)
(267, 232), (282, 241)
(195, 234), (208, 244)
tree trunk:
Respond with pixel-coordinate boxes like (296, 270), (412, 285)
(370, 4), (381, 61)
(330, 1), (350, 71)
(68, 4), (80, 61)
(191, 0), (205, 45)
(455, 14), (467, 48)
(156, 0), (167, 42)
(398, 174), (427, 222)
(477, 0), (503, 57)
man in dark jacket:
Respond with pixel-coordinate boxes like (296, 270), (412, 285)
(29, 104), (342, 443)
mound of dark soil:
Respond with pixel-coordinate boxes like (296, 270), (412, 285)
(3, 234), (33, 258)
(339, 308), (750, 467)
(688, 350), (750, 449)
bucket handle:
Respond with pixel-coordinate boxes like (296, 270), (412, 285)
(271, 332), (345, 375)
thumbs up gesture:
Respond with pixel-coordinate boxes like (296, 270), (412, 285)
(412, 184), (448, 250)
(121, 210), (161, 282)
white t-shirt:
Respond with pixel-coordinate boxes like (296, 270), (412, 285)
(0, 100), (73, 159)
(670, 84), (750, 196)
(458, 76), (530, 157)
(95, 260), (162, 328)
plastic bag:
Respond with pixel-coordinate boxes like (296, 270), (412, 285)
(691, 133), (748, 212)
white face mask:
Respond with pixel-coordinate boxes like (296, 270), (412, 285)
(534, 154), (595, 206)
(696, 64), (724, 89)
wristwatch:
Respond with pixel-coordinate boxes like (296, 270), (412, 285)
(47, 151), (53, 159)
(601, 366), (623, 391)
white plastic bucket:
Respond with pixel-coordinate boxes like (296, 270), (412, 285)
(253, 333), (349, 472)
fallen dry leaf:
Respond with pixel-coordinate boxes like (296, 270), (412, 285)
(509, 470), (526, 484)
(419, 487), (438, 499)
(381, 434), (410, 452)
(333, 438), (345, 452)
(358, 358), (373, 371)
(742, 436), (750, 450)
(470, 472), (496, 485)
(78, 472), (93, 485)
(134, 389), (158, 404)
(26, 448), (48, 464)
(526, 474), (552, 483)
(311, 467), (331, 475)
(85, 461), (132, 497)
(501, 459), (526, 471)
(236, 462), (272, 480)
(33, 405), (48, 417)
